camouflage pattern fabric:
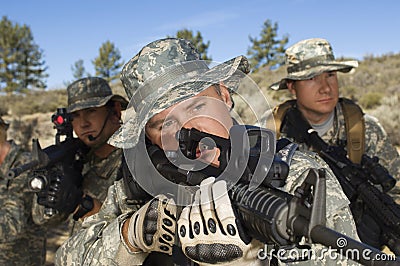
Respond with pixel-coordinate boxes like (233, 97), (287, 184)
(54, 147), (360, 265)
(55, 38), (360, 265)
(0, 141), (46, 266)
(269, 38), (358, 90)
(279, 149), (360, 265)
(55, 178), (146, 266)
(274, 102), (400, 203)
(109, 38), (250, 149)
(322, 103), (400, 202)
(67, 77), (128, 113)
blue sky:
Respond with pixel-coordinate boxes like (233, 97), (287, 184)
(2, 0), (400, 89)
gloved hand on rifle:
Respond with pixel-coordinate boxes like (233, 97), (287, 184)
(125, 195), (177, 254)
(178, 177), (264, 266)
(36, 159), (84, 216)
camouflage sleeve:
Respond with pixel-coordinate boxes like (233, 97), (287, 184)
(0, 150), (33, 242)
(55, 179), (148, 266)
(364, 114), (400, 179)
(0, 186), (28, 242)
(281, 150), (361, 266)
(364, 115), (400, 202)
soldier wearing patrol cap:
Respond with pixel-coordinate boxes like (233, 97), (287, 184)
(55, 38), (360, 266)
(32, 77), (129, 261)
(0, 115), (47, 265)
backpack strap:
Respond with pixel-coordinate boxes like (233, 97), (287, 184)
(272, 99), (297, 139)
(339, 98), (365, 164)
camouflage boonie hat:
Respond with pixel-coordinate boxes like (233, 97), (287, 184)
(0, 116), (9, 130)
(109, 38), (250, 148)
(270, 38), (358, 90)
(67, 77), (128, 113)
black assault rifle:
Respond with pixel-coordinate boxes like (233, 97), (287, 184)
(142, 125), (398, 265)
(8, 108), (88, 215)
(283, 107), (400, 256)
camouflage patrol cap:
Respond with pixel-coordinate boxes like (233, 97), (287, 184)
(270, 38), (358, 90)
(0, 116), (9, 130)
(67, 77), (128, 113)
(109, 38), (250, 148)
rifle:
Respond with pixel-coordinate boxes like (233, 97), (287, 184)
(8, 108), (88, 215)
(283, 106), (400, 256)
(134, 125), (398, 265)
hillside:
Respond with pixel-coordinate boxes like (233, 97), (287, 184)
(1, 52), (400, 148)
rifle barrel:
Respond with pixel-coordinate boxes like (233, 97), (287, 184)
(7, 160), (39, 179)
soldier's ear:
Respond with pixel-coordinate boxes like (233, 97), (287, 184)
(286, 80), (296, 96)
(111, 102), (122, 122)
(218, 82), (233, 110)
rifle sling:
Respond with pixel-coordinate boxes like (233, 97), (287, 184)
(339, 98), (365, 164)
(272, 99), (297, 139)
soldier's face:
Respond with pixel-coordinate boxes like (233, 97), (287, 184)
(71, 106), (120, 147)
(287, 71), (339, 124)
(145, 85), (233, 166)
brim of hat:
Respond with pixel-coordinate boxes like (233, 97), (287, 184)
(108, 56), (249, 149)
(269, 60), (358, 90)
(67, 94), (128, 113)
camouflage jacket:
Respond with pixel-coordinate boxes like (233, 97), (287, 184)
(277, 102), (400, 202)
(0, 141), (46, 266)
(55, 145), (360, 266)
(32, 148), (124, 235)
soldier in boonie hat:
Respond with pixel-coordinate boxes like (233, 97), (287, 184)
(270, 38), (358, 90)
(109, 38), (250, 149)
(106, 37), (272, 265)
(56, 38), (361, 266)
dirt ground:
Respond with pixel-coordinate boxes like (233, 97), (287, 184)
(45, 223), (70, 266)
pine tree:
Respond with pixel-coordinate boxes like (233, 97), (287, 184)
(0, 16), (48, 94)
(92, 40), (124, 83)
(247, 19), (289, 71)
(71, 59), (87, 80)
(168, 29), (212, 61)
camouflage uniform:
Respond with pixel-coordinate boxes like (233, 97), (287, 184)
(0, 140), (46, 266)
(32, 77), (128, 263)
(56, 38), (360, 265)
(268, 38), (400, 202)
(281, 103), (400, 201)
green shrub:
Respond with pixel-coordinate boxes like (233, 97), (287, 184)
(359, 92), (383, 109)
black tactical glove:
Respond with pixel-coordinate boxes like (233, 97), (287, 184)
(37, 160), (84, 216)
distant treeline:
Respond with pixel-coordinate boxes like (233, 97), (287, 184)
(1, 53), (399, 146)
